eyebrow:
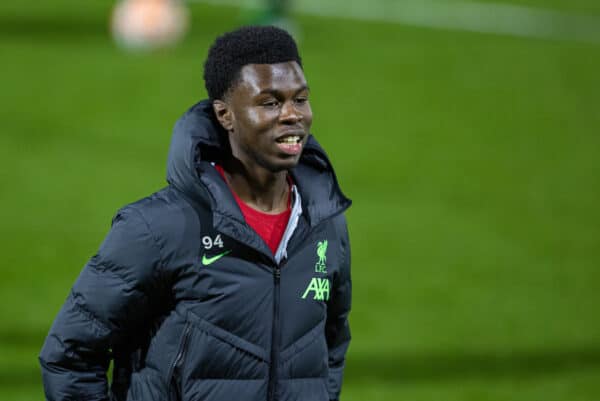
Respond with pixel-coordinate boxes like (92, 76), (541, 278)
(258, 85), (310, 96)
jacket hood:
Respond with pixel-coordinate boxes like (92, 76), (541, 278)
(166, 100), (351, 226)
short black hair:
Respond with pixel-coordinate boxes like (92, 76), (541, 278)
(203, 25), (302, 100)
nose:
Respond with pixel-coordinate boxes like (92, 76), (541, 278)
(280, 100), (302, 124)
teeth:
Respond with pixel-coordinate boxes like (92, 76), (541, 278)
(279, 135), (300, 144)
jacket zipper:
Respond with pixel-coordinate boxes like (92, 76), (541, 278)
(267, 264), (282, 401)
(266, 214), (340, 401)
(169, 323), (192, 398)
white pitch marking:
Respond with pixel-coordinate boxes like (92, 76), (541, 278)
(189, 0), (600, 44)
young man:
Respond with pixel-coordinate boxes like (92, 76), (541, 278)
(40, 26), (352, 401)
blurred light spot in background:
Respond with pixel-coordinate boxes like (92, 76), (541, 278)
(111, 0), (190, 51)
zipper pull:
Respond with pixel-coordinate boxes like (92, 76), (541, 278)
(274, 267), (281, 281)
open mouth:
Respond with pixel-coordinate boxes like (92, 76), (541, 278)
(276, 135), (301, 145)
(275, 134), (304, 155)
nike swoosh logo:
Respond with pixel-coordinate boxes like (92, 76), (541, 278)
(202, 250), (231, 265)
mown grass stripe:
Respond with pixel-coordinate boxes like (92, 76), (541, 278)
(190, 0), (600, 44)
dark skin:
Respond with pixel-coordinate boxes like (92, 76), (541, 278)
(213, 61), (312, 214)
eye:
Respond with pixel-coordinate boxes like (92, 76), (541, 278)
(295, 96), (308, 105)
(262, 99), (279, 108)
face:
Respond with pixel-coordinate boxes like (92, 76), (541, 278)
(213, 61), (313, 172)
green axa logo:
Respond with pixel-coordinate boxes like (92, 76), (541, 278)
(301, 277), (330, 301)
(315, 240), (328, 273)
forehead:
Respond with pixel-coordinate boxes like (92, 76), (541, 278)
(234, 61), (307, 95)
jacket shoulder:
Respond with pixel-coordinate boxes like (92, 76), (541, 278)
(331, 214), (349, 241)
(120, 186), (207, 267)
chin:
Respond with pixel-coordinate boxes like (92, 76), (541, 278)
(265, 156), (301, 173)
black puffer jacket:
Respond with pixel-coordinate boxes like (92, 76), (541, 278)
(39, 100), (352, 401)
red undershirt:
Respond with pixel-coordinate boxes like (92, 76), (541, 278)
(214, 165), (291, 255)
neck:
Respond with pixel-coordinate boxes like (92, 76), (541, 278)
(222, 158), (289, 214)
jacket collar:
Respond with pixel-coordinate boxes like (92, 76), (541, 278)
(166, 100), (351, 251)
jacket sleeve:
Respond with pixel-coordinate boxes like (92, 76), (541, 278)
(39, 207), (163, 401)
(325, 218), (352, 401)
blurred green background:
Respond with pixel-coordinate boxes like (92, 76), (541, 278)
(1, 0), (599, 400)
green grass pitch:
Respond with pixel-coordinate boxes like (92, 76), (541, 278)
(1, 1), (599, 399)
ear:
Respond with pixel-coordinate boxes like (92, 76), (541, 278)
(212, 100), (234, 132)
